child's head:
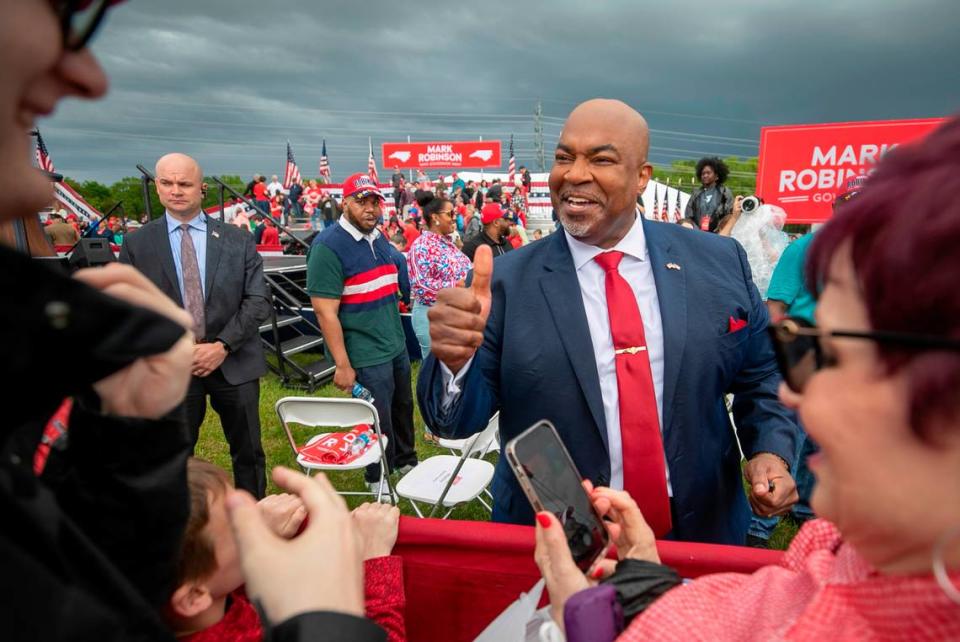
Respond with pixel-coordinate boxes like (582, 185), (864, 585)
(167, 458), (243, 624)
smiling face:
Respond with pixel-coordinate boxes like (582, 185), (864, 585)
(779, 245), (960, 571)
(430, 201), (456, 236)
(0, 0), (108, 220)
(549, 99), (653, 249)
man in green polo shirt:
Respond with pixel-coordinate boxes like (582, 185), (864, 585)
(307, 173), (418, 496)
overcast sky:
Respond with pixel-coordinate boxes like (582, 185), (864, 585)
(43, 0), (960, 184)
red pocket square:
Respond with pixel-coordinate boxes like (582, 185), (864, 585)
(728, 316), (748, 333)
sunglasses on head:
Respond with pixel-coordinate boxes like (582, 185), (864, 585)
(768, 317), (960, 393)
(55, 0), (112, 51)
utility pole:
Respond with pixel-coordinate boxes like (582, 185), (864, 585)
(534, 99), (545, 172)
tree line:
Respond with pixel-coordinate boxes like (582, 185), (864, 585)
(63, 175), (248, 220)
(63, 157), (760, 220)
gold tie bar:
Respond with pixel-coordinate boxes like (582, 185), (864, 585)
(615, 346), (647, 355)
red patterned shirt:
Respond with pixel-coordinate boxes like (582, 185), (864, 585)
(407, 230), (472, 307)
(620, 519), (960, 641)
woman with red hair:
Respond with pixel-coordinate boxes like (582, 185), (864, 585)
(534, 116), (960, 641)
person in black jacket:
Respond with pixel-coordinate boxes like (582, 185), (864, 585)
(1, 2), (382, 640)
(683, 156), (735, 232)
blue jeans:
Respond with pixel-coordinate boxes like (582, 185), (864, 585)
(411, 301), (431, 359)
(748, 420), (818, 540)
(355, 352), (417, 482)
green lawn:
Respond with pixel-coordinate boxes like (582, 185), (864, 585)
(194, 361), (798, 548)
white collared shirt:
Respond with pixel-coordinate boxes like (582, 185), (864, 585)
(564, 214), (668, 493)
(442, 213), (669, 493)
(338, 215), (381, 257)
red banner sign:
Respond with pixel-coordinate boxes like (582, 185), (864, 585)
(757, 118), (945, 224)
(381, 140), (502, 170)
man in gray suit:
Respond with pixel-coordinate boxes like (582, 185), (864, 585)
(120, 153), (271, 497)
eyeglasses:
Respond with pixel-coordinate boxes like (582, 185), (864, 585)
(768, 317), (960, 393)
(56, 0), (111, 51)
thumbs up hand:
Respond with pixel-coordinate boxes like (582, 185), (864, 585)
(428, 245), (494, 373)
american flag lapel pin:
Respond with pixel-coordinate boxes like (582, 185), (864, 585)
(666, 262), (681, 271)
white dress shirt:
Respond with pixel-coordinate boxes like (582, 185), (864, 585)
(442, 213), (671, 493)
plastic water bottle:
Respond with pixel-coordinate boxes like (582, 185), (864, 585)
(352, 383), (375, 403)
(348, 431), (372, 456)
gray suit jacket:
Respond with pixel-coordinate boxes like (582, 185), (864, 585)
(119, 214), (271, 385)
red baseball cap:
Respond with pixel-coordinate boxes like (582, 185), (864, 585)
(834, 173), (869, 206)
(341, 173), (384, 201)
(481, 202), (506, 225)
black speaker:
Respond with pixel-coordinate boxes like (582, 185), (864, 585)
(68, 237), (117, 270)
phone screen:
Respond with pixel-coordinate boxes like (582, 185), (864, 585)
(508, 421), (608, 571)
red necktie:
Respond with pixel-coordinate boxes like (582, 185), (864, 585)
(594, 251), (672, 537)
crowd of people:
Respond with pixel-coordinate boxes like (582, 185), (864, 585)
(42, 208), (145, 247)
(3, 1), (958, 641)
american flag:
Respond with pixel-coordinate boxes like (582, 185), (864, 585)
(318, 139), (331, 180)
(673, 180), (683, 222)
(652, 186), (659, 221)
(283, 141), (301, 188)
(507, 134), (516, 190)
(660, 187), (670, 222)
(367, 137), (379, 185)
(34, 129), (55, 173)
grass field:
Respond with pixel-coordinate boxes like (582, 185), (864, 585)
(194, 361), (800, 549)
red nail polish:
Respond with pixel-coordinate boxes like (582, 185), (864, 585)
(592, 566), (604, 579)
(536, 513), (552, 528)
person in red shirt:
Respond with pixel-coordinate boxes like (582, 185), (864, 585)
(269, 194), (284, 225)
(260, 218), (279, 246)
(252, 176), (270, 217)
(304, 179), (323, 230)
(167, 459), (406, 642)
(401, 215), (420, 251)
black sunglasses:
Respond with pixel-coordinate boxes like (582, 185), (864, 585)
(57, 0), (111, 51)
(768, 317), (960, 393)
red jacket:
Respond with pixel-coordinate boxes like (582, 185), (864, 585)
(402, 223), (420, 251)
(260, 225), (279, 246)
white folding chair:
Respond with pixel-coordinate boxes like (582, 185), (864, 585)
(275, 396), (394, 503)
(437, 412), (500, 459)
(396, 413), (499, 518)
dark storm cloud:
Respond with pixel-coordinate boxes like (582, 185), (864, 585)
(45, 0), (960, 183)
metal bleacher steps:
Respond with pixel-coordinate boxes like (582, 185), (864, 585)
(260, 258), (336, 391)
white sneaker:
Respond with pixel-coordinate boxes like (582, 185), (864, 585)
(367, 480), (397, 503)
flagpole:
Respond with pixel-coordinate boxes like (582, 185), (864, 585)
(407, 135), (413, 183)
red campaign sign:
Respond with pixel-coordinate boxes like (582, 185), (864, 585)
(381, 140), (502, 170)
(757, 118), (945, 224)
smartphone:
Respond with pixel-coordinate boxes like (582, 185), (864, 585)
(505, 420), (609, 571)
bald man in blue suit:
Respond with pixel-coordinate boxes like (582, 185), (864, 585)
(418, 99), (799, 545)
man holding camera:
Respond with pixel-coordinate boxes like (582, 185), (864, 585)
(120, 153), (271, 498)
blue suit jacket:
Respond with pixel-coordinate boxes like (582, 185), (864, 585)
(417, 219), (798, 545)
